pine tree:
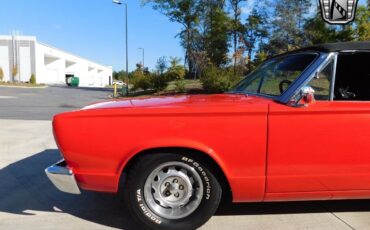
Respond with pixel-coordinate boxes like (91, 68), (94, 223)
(205, 3), (230, 67)
(229, 0), (247, 74)
(353, 5), (370, 41)
(303, 7), (337, 45)
(269, 0), (312, 54)
(242, 8), (269, 71)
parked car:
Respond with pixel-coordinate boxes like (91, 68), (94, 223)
(113, 80), (126, 86)
(46, 42), (370, 230)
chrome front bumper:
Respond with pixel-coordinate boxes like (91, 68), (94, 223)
(45, 160), (81, 194)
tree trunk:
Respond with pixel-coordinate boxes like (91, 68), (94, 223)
(248, 48), (252, 71)
(186, 26), (195, 79)
(233, 10), (238, 75)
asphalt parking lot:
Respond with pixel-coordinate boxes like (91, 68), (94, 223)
(0, 86), (112, 120)
(1, 86), (370, 230)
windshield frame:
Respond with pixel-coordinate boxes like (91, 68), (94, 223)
(228, 51), (329, 104)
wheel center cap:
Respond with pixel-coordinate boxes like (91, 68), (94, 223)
(169, 184), (178, 194)
(160, 176), (188, 202)
(144, 162), (204, 219)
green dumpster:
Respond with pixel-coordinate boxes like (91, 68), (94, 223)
(121, 85), (128, 96)
(70, 77), (79, 87)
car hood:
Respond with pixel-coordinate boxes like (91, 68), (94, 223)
(82, 94), (271, 110)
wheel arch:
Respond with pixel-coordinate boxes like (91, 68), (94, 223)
(118, 147), (233, 202)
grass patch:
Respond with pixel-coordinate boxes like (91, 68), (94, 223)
(165, 79), (202, 92)
(0, 81), (46, 88)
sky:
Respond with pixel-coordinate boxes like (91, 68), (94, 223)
(0, 0), (183, 71)
(0, 0), (367, 71)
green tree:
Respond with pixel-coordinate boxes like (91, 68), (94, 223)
(303, 5), (359, 44)
(156, 56), (168, 74)
(269, 0), (311, 54)
(151, 72), (169, 91)
(29, 74), (36, 84)
(205, 4), (230, 67)
(252, 51), (268, 69)
(229, 0), (247, 73)
(190, 51), (209, 79)
(144, 0), (201, 77)
(131, 69), (152, 91)
(304, 8), (337, 45)
(113, 70), (125, 81)
(201, 65), (235, 93)
(335, 24), (355, 42)
(243, 8), (269, 71)
(353, 5), (370, 41)
(166, 57), (186, 80)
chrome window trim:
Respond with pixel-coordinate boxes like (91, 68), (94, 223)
(278, 52), (336, 104)
(329, 53), (338, 101)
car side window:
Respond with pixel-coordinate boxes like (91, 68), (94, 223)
(306, 60), (333, 101)
(334, 52), (370, 101)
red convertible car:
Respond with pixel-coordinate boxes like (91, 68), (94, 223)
(46, 42), (370, 230)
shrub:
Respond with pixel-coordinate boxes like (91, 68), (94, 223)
(29, 74), (36, 84)
(131, 70), (152, 91)
(165, 57), (186, 81)
(166, 66), (186, 81)
(0, 67), (4, 81)
(201, 66), (236, 93)
(151, 73), (169, 92)
(174, 80), (186, 93)
(12, 66), (18, 78)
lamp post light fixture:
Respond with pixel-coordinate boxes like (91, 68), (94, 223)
(138, 47), (145, 70)
(112, 0), (129, 96)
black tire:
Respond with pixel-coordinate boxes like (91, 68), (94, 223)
(124, 153), (222, 230)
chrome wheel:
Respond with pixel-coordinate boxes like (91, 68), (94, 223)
(143, 161), (204, 220)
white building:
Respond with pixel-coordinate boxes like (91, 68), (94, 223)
(0, 35), (112, 87)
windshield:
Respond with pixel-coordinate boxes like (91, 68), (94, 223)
(230, 53), (318, 97)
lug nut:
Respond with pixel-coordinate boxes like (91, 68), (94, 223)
(164, 182), (170, 187)
(174, 192), (180, 198)
(179, 185), (184, 190)
(165, 191), (171, 197)
(173, 179), (178, 183)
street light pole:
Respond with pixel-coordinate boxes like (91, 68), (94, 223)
(112, 0), (129, 95)
(138, 48), (144, 70)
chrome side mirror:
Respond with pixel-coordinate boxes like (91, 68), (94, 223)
(300, 86), (315, 106)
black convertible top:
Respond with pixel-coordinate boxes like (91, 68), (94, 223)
(297, 41), (370, 52)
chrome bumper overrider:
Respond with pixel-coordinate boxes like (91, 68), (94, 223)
(45, 159), (81, 194)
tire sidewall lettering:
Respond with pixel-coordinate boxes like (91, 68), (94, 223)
(181, 156), (212, 200)
(136, 188), (162, 225)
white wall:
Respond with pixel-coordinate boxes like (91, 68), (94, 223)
(36, 42), (112, 87)
(0, 46), (10, 81)
(19, 46), (31, 82)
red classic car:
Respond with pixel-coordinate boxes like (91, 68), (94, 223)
(46, 42), (370, 230)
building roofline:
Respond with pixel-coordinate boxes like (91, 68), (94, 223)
(0, 35), (37, 41)
(38, 42), (112, 70)
(0, 34), (112, 70)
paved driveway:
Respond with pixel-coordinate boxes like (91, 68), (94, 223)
(1, 86), (370, 230)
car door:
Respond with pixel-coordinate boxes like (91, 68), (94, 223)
(266, 52), (370, 198)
